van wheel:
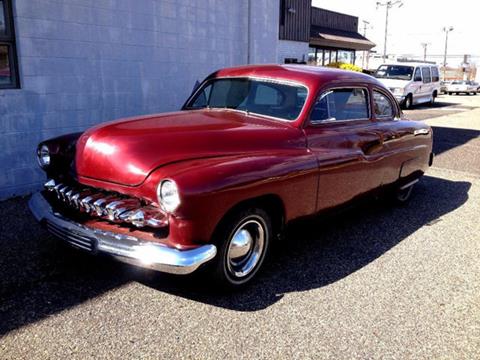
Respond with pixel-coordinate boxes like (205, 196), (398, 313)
(210, 208), (271, 288)
(448, 92), (452, 95)
(429, 93), (436, 106)
(403, 95), (412, 109)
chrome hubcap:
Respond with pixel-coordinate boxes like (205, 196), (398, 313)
(227, 219), (265, 279)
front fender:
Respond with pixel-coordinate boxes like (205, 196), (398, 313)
(150, 151), (318, 244)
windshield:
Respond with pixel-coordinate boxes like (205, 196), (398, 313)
(452, 81), (466, 85)
(184, 78), (308, 121)
(375, 65), (414, 80)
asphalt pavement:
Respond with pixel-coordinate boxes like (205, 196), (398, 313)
(1, 94), (479, 359)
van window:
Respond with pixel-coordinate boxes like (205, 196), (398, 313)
(414, 68), (422, 81)
(431, 67), (440, 82)
(375, 65), (414, 80)
(311, 88), (369, 122)
(422, 67), (432, 83)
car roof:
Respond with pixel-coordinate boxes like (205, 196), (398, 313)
(380, 62), (439, 68)
(207, 64), (380, 89)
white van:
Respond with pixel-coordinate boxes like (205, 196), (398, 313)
(374, 63), (441, 109)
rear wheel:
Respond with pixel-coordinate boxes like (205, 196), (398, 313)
(210, 208), (271, 288)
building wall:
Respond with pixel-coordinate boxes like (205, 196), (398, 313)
(0, 0), (279, 199)
(277, 40), (309, 63)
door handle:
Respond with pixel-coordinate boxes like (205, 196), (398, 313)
(362, 138), (383, 155)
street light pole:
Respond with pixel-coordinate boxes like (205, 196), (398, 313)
(376, 1), (403, 62)
(362, 20), (371, 69)
(443, 26), (454, 80)
(421, 43), (428, 61)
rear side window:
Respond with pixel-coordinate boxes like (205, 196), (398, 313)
(311, 88), (369, 122)
(373, 91), (395, 118)
(431, 67), (440, 82)
(422, 67), (432, 83)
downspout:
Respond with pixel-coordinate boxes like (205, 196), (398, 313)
(247, 0), (252, 64)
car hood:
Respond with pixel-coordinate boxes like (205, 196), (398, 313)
(376, 78), (410, 89)
(75, 110), (303, 186)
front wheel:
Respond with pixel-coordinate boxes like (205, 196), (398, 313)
(210, 208), (271, 288)
(403, 95), (413, 109)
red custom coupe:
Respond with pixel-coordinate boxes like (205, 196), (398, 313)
(30, 65), (433, 287)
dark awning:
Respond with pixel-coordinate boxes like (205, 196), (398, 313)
(310, 25), (375, 51)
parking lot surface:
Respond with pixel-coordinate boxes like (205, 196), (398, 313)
(1, 94), (479, 359)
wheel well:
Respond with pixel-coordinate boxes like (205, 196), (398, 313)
(212, 194), (286, 243)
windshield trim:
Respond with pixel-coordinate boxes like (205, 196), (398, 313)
(183, 76), (310, 123)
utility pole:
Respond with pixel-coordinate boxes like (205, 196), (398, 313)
(421, 43), (428, 61)
(376, 1), (403, 62)
(443, 26), (454, 80)
(362, 20), (371, 69)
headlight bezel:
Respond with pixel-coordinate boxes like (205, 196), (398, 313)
(37, 144), (51, 168)
(157, 179), (181, 213)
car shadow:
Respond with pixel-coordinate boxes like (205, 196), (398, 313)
(432, 126), (480, 156)
(0, 174), (471, 334)
(137, 174), (470, 311)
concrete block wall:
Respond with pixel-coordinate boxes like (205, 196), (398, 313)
(277, 39), (309, 64)
(0, 0), (279, 199)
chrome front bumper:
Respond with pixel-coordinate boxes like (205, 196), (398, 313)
(29, 192), (217, 275)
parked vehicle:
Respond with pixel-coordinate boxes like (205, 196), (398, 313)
(374, 63), (441, 109)
(446, 80), (478, 95)
(29, 65), (433, 287)
(440, 81), (451, 94)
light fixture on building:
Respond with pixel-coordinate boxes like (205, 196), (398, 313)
(287, 7), (296, 14)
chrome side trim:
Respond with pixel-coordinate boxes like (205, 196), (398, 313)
(29, 192), (217, 275)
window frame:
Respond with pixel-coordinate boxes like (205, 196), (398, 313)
(308, 86), (371, 125)
(372, 89), (396, 119)
(0, 0), (20, 89)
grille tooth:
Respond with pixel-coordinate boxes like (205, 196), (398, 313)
(80, 194), (105, 213)
(92, 196), (118, 216)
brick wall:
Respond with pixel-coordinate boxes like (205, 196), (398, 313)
(0, 0), (279, 199)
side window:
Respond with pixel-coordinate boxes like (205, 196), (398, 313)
(373, 91), (395, 118)
(311, 88), (369, 122)
(421, 67), (432, 83)
(414, 68), (422, 81)
(431, 67), (440, 82)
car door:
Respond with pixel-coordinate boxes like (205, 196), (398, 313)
(304, 86), (387, 211)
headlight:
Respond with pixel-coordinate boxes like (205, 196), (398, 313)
(37, 144), (51, 168)
(391, 87), (404, 95)
(157, 179), (180, 212)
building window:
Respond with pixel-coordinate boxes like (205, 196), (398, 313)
(0, 0), (19, 89)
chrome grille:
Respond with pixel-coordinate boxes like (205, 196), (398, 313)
(44, 179), (167, 229)
(47, 220), (95, 251)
